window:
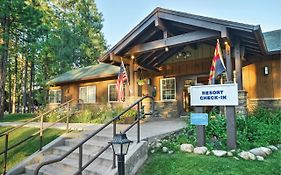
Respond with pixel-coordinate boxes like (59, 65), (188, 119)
(160, 78), (176, 101)
(49, 89), (62, 104)
(108, 84), (125, 102)
(79, 85), (96, 103)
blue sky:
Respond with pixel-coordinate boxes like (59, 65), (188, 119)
(95, 0), (281, 47)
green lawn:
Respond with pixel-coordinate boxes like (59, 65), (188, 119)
(138, 151), (281, 175)
(0, 113), (35, 122)
(0, 126), (64, 173)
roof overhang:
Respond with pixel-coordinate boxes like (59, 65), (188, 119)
(100, 7), (269, 70)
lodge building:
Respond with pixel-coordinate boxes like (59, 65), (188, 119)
(48, 8), (281, 117)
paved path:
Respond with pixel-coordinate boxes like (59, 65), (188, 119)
(0, 117), (186, 141)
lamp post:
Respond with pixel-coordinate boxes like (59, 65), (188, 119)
(109, 133), (133, 175)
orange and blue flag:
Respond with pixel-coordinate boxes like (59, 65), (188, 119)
(209, 40), (226, 84)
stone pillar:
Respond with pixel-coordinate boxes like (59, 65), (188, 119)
(236, 90), (248, 117)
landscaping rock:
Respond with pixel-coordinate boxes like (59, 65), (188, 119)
(150, 149), (155, 153)
(212, 150), (227, 157)
(230, 149), (236, 153)
(239, 151), (256, 160)
(193, 147), (208, 155)
(249, 147), (267, 157)
(227, 152), (233, 157)
(168, 150), (174, 154)
(162, 147), (168, 153)
(276, 144), (281, 149)
(155, 142), (162, 148)
(256, 156), (264, 161)
(267, 145), (278, 151)
(233, 156), (239, 160)
(180, 144), (194, 153)
(260, 147), (272, 156)
(206, 151), (210, 155)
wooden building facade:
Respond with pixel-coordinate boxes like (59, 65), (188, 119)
(49, 8), (281, 116)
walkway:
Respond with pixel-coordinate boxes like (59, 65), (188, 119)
(0, 117), (186, 141)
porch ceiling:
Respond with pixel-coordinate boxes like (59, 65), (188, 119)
(100, 8), (268, 71)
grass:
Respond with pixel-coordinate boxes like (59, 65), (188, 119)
(0, 113), (35, 122)
(0, 126), (64, 173)
(138, 151), (281, 175)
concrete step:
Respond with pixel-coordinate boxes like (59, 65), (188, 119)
(25, 155), (111, 175)
(52, 145), (113, 166)
(64, 138), (114, 152)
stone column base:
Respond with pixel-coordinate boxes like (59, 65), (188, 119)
(236, 90), (248, 117)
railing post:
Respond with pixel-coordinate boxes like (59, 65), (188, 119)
(112, 120), (117, 169)
(40, 114), (44, 150)
(137, 102), (140, 143)
(3, 134), (8, 174)
(78, 145), (83, 175)
(66, 102), (70, 132)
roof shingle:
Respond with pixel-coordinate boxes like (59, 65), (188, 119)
(48, 63), (119, 85)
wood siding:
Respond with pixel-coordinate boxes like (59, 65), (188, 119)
(242, 58), (281, 99)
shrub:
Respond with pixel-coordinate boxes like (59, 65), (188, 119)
(184, 108), (281, 150)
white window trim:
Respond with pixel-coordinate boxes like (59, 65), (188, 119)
(160, 77), (176, 102)
(49, 89), (62, 104)
(108, 84), (118, 103)
(79, 85), (96, 103)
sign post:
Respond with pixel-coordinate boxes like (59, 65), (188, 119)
(191, 111), (207, 146)
(190, 83), (238, 149)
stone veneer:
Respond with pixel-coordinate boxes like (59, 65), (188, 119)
(236, 90), (248, 116)
(248, 99), (281, 111)
(153, 101), (178, 118)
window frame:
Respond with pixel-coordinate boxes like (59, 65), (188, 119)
(49, 89), (62, 104)
(160, 77), (176, 101)
(107, 83), (125, 102)
(79, 85), (96, 103)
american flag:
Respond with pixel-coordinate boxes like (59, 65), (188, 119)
(209, 39), (226, 84)
(116, 61), (128, 101)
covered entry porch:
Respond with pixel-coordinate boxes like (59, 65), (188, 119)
(100, 8), (267, 117)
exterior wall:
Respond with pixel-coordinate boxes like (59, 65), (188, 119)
(48, 78), (128, 109)
(242, 58), (281, 110)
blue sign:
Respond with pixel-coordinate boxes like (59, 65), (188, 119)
(191, 113), (208, 126)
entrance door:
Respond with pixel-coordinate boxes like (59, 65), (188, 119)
(183, 79), (195, 113)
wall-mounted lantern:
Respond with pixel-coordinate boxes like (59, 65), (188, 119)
(264, 66), (269, 75)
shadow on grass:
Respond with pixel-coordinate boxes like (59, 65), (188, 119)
(0, 126), (64, 173)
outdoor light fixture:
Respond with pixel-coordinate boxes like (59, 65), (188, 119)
(165, 47), (169, 52)
(176, 51), (191, 59)
(264, 66), (269, 75)
(131, 55), (135, 59)
(109, 133), (133, 175)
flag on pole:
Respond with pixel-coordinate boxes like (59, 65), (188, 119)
(116, 60), (128, 101)
(209, 39), (226, 84)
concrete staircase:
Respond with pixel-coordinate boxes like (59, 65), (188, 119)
(15, 131), (147, 175)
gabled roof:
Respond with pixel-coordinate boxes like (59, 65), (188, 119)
(48, 64), (119, 85)
(100, 7), (269, 69)
(263, 29), (281, 54)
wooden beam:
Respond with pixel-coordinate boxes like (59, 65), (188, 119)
(155, 17), (174, 37)
(126, 30), (220, 55)
(158, 12), (234, 33)
(137, 60), (160, 72)
(153, 46), (185, 67)
(110, 53), (131, 65)
(234, 40), (243, 90)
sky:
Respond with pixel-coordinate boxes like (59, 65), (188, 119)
(95, 0), (281, 47)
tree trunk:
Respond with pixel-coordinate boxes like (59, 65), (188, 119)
(0, 9), (10, 119)
(12, 54), (18, 113)
(22, 58), (28, 113)
(8, 57), (12, 113)
(28, 60), (34, 112)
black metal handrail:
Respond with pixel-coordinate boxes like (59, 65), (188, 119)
(34, 95), (155, 175)
(0, 98), (79, 175)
